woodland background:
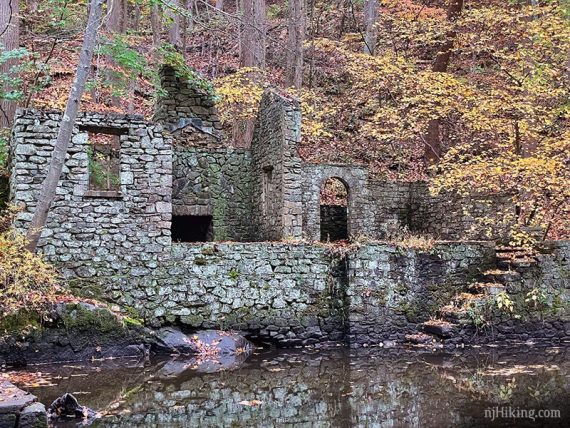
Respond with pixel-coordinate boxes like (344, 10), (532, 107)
(0, 0), (569, 241)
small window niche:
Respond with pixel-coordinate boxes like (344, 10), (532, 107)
(172, 215), (214, 242)
(262, 165), (273, 215)
(81, 126), (126, 198)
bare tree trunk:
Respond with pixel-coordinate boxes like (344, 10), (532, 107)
(167, 0), (183, 49)
(150, 4), (161, 47)
(363, 0), (377, 55)
(286, 0), (305, 89)
(105, 0), (125, 106)
(236, 0), (265, 147)
(424, 0), (463, 166)
(0, 0), (20, 128)
(26, 0), (104, 252)
(240, 0), (265, 68)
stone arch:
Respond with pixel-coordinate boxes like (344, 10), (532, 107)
(302, 164), (370, 241)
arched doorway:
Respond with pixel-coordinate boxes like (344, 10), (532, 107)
(320, 177), (349, 242)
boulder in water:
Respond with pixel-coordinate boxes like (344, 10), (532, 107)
(48, 393), (96, 421)
(154, 327), (253, 356)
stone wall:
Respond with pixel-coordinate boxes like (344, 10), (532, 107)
(10, 109), (172, 260)
(67, 243), (346, 346)
(410, 183), (513, 241)
(153, 66), (222, 135)
(346, 242), (497, 344)
(251, 91), (304, 240)
(368, 181), (414, 237)
(172, 147), (253, 241)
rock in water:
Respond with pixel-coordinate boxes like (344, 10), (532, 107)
(48, 393), (96, 421)
(154, 327), (253, 356)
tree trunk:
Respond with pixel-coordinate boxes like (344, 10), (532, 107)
(105, 0), (125, 106)
(150, 4), (161, 47)
(0, 0), (20, 128)
(25, 0), (104, 252)
(285, 0), (305, 89)
(167, 0), (183, 49)
(240, 0), (266, 68)
(363, 0), (377, 55)
(237, 0), (265, 147)
(424, 0), (463, 166)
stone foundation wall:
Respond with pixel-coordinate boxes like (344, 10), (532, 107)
(172, 148), (253, 241)
(60, 241), (505, 346)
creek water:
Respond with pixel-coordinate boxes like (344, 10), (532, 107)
(18, 346), (570, 427)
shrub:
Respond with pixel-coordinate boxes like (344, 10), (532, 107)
(0, 209), (60, 319)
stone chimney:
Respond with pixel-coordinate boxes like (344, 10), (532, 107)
(154, 65), (222, 138)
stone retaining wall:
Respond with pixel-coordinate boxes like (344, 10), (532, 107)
(346, 242), (497, 344)
(63, 241), (502, 346)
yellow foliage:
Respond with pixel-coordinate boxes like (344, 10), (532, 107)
(0, 213), (60, 318)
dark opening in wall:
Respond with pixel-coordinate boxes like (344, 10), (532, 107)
(320, 177), (349, 242)
(172, 215), (214, 242)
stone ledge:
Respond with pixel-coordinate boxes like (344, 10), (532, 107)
(83, 190), (122, 199)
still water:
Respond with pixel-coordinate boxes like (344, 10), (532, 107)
(22, 346), (570, 427)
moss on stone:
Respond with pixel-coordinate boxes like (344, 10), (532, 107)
(60, 303), (126, 334)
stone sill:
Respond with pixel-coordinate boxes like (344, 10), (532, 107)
(83, 190), (122, 199)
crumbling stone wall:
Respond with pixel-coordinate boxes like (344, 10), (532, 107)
(172, 147), (254, 241)
(154, 65), (222, 136)
(10, 109), (172, 262)
(66, 243), (347, 346)
(251, 91), (304, 240)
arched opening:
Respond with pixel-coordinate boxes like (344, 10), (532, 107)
(320, 177), (349, 242)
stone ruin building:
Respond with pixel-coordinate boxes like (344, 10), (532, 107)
(9, 66), (570, 346)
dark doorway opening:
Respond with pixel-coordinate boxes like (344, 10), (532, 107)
(172, 215), (213, 242)
(320, 177), (349, 242)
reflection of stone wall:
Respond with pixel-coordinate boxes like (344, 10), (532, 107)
(172, 148), (253, 241)
(49, 348), (570, 427)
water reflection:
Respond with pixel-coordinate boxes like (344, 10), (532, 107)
(26, 346), (570, 427)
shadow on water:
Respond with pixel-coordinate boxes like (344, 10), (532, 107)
(18, 346), (570, 427)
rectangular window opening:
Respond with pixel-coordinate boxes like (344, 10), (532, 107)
(172, 215), (214, 242)
(83, 128), (122, 193)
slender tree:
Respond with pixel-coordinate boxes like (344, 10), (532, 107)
(424, 0), (464, 165)
(363, 0), (377, 55)
(240, 0), (265, 68)
(0, 0), (20, 128)
(286, 0), (305, 89)
(105, 0), (126, 106)
(234, 0), (265, 146)
(26, 0), (105, 251)
(150, 3), (162, 47)
(167, 0), (183, 49)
